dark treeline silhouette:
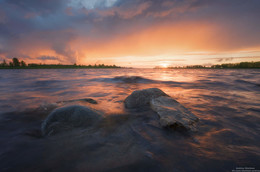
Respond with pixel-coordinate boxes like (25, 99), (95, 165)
(165, 61), (260, 69)
(0, 58), (121, 69)
(0, 58), (27, 67)
(211, 61), (260, 68)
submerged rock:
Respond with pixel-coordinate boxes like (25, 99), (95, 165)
(42, 105), (102, 136)
(124, 88), (169, 108)
(151, 96), (199, 131)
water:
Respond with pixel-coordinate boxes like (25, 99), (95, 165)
(0, 69), (259, 171)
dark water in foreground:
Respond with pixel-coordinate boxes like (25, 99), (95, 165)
(0, 69), (259, 172)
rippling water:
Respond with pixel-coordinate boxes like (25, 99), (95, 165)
(0, 69), (259, 172)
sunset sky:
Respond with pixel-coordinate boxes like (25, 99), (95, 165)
(0, 0), (260, 68)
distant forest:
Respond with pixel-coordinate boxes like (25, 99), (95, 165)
(159, 61), (260, 69)
(0, 58), (121, 69)
(1, 58), (259, 69)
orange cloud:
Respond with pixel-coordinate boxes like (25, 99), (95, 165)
(2, 19), (260, 67)
(76, 21), (219, 59)
(73, 21), (260, 67)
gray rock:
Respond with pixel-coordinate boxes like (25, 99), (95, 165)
(124, 88), (169, 108)
(42, 105), (102, 136)
(150, 96), (199, 131)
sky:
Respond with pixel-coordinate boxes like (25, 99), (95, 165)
(0, 0), (260, 68)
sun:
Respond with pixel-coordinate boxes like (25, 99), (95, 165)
(160, 63), (169, 68)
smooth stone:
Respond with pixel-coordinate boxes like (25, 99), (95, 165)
(124, 88), (169, 108)
(41, 105), (102, 136)
(150, 96), (199, 131)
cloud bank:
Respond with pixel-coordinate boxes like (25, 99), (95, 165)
(0, 0), (260, 67)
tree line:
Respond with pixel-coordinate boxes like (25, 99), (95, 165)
(211, 61), (260, 68)
(165, 61), (260, 69)
(0, 58), (27, 67)
(0, 58), (121, 69)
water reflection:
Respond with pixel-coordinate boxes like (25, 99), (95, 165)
(0, 69), (259, 171)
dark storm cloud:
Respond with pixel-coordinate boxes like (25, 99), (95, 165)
(0, 0), (260, 64)
(4, 0), (67, 15)
(36, 55), (60, 61)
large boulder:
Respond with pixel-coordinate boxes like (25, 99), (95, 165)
(150, 96), (199, 131)
(41, 105), (102, 136)
(125, 88), (199, 131)
(124, 88), (169, 108)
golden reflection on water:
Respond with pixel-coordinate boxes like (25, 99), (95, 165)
(145, 69), (199, 82)
(0, 69), (259, 171)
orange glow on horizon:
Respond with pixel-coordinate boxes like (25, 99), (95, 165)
(2, 21), (260, 67)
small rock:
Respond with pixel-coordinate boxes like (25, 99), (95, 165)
(150, 96), (199, 131)
(124, 88), (169, 108)
(41, 105), (102, 136)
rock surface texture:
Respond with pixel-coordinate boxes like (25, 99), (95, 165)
(150, 96), (199, 131)
(42, 105), (102, 136)
(124, 88), (169, 108)
(125, 88), (199, 131)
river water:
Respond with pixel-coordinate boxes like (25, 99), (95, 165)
(0, 69), (259, 171)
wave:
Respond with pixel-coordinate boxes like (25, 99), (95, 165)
(112, 76), (156, 83)
(90, 76), (157, 83)
(235, 79), (260, 87)
(90, 76), (188, 85)
(89, 75), (259, 92)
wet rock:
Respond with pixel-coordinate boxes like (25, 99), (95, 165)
(41, 105), (102, 136)
(125, 88), (199, 131)
(124, 88), (169, 108)
(150, 96), (199, 131)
